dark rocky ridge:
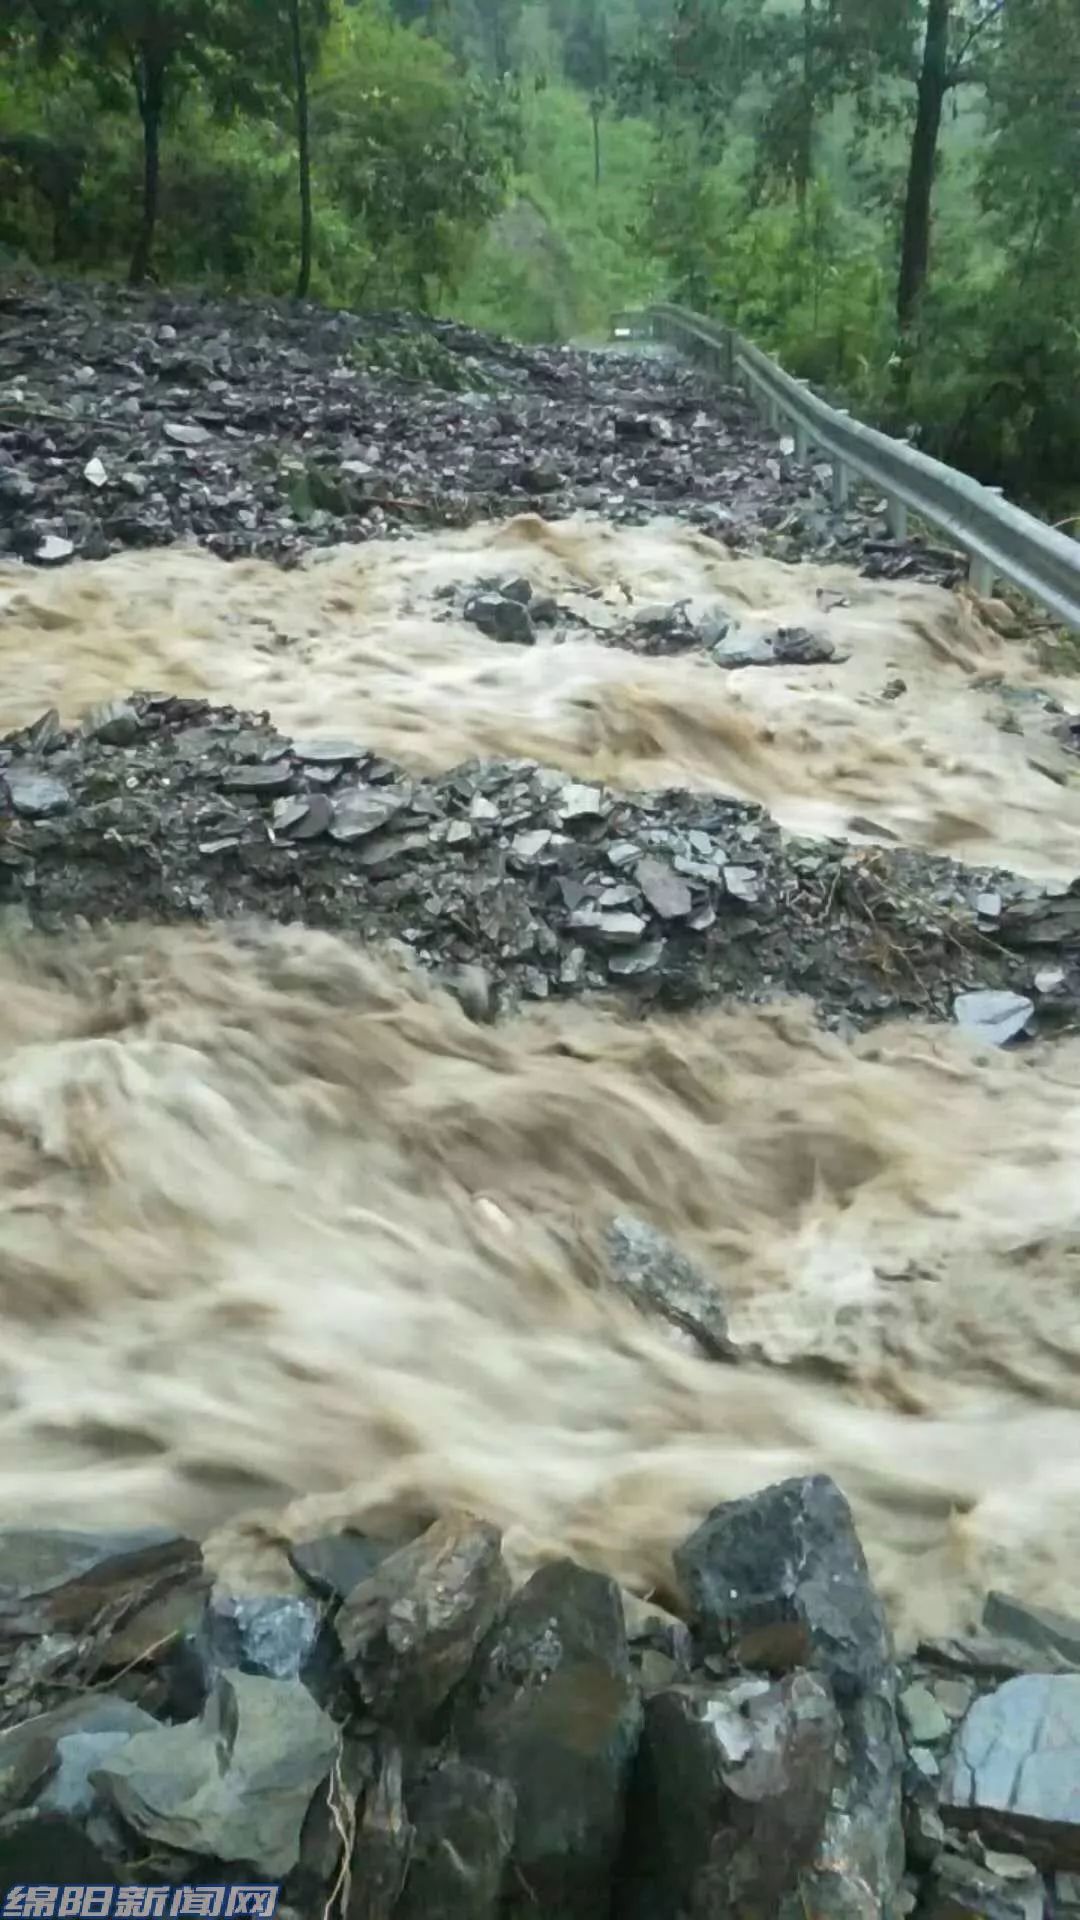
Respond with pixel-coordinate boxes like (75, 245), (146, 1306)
(1, 692), (1077, 1028)
(0, 276), (965, 581)
(1, 1480), (1079, 1918)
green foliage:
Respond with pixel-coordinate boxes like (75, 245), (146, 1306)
(448, 82), (661, 340)
(313, 4), (520, 309)
(0, 0), (1078, 515)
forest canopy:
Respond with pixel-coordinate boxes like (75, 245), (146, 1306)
(1, 0), (1078, 512)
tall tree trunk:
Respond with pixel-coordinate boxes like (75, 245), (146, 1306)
(129, 54), (164, 284)
(795, 0), (813, 213)
(289, 0), (313, 299)
(129, 54), (165, 285)
(591, 99), (601, 188)
(896, 0), (950, 332)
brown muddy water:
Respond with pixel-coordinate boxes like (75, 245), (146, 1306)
(1, 513), (1079, 1642)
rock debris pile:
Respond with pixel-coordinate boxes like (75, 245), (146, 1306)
(1, 693), (1076, 1026)
(1, 1479), (1079, 1917)
(1, 278), (963, 580)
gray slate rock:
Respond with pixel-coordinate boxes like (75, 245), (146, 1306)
(634, 855), (692, 920)
(712, 630), (776, 668)
(188, 1587), (324, 1686)
(288, 1530), (392, 1602)
(396, 1757), (516, 1920)
(330, 789), (405, 840)
(465, 594), (536, 647)
(940, 1672), (1080, 1868)
(605, 1214), (734, 1360)
(953, 990), (1034, 1046)
(0, 1527), (200, 1634)
(5, 770), (72, 818)
(38, 1712), (159, 1820)
(92, 1667), (338, 1877)
(0, 1694), (158, 1817)
(336, 1513), (510, 1724)
(674, 1474), (892, 1703)
(620, 1672), (837, 1919)
(791, 1685), (906, 1919)
(770, 626), (836, 665)
(917, 1848), (1046, 1920)
(900, 1682), (952, 1745)
(85, 700), (142, 747)
(457, 1558), (642, 1920)
(349, 1744), (413, 1920)
(982, 1593), (1080, 1670)
(223, 761), (295, 796)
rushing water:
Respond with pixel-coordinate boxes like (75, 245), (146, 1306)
(1, 514), (1079, 1643)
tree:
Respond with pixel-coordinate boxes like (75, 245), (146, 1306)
(313, 5), (521, 309)
(19, 0), (265, 282)
(896, 0), (1004, 332)
(562, 0), (609, 184)
(253, 0), (330, 298)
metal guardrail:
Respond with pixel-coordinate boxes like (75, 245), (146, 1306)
(619, 302), (1080, 633)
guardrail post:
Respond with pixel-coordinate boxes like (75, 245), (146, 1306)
(723, 328), (735, 384)
(830, 410), (853, 507)
(791, 382), (811, 460)
(886, 497), (908, 541)
(969, 488), (1003, 595)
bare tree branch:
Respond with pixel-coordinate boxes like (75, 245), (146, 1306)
(946, 0), (1005, 85)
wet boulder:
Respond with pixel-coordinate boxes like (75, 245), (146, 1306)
(395, 1756), (515, 1920)
(981, 1592), (1080, 1670)
(92, 1667), (339, 1877)
(0, 1694), (158, 1819)
(289, 1530), (392, 1603)
(604, 1214), (735, 1361)
(916, 1847), (1046, 1920)
(619, 1671), (838, 1919)
(349, 1744), (413, 1920)
(673, 1474), (892, 1702)
(457, 1558), (642, 1919)
(0, 1528), (201, 1637)
(335, 1513), (510, 1726)
(940, 1673), (1080, 1869)
(464, 593), (536, 647)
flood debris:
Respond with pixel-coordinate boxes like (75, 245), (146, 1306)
(0, 1486), (1070, 1915)
(0, 693), (1071, 1029)
(0, 277), (967, 584)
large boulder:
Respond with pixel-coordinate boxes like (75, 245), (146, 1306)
(335, 1514), (510, 1727)
(0, 1529), (200, 1636)
(673, 1474), (891, 1702)
(456, 1559), (642, 1919)
(672, 1475), (905, 1916)
(940, 1673), (1080, 1869)
(619, 1671), (838, 1918)
(395, 1756), (516, 1920)
(92, 1668), (339, 1877)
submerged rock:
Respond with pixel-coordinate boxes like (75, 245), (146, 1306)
(604, 1214), (735, 1360)
(464, 593), (535, 647)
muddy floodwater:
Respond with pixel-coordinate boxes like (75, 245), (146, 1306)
(1, 505), (1079, 1648)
